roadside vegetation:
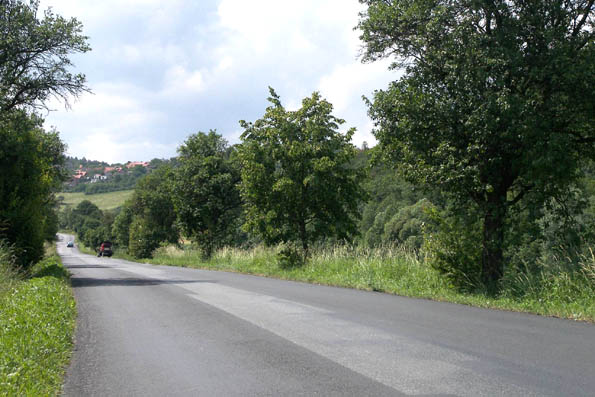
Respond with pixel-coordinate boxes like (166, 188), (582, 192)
(0, 1), (89, 393)
(53, 1), (594, 323)
(139, 243), (593, 322)
(0, 243), (76, 395)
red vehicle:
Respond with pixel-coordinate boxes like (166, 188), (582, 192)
(97, 241), (113, 257)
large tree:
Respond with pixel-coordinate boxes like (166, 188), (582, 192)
(123, 166), (178, 258)
(358, 1), (595, 292)
(172, 130), (242, 258)
(237, 88), (366, 255)
(0, 0), (90, 112)
(0, 111), (67, 265)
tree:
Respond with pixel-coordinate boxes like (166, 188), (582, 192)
(112, 204), (132, 251)
(0, 111), (66, 266)
(237, 88), (366, 255)
(358, 1), (595, 293)
(0, 0), (90, 112)
(127, 166), (178, 258)
(172, 131), (241, 258)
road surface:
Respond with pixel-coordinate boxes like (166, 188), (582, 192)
(57, 234), (595, 396)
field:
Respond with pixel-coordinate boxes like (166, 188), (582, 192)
(58, 190), (133, 211)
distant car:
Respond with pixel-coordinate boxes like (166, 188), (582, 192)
(67, 241), (74, 247)
(97, 241), (113, 257)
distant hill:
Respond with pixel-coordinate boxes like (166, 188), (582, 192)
(62, 156), (176, 195)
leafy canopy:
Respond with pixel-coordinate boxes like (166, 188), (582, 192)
(0, 111), (66, 266)
(0, 0), (90, 112)
(238, 88), (366, 253)
(358, 0), (595, 291)
(172, 130), (241, 258)
(123, 166), (179, 258)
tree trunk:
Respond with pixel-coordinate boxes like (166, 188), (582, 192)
(481, 199), (506, 295)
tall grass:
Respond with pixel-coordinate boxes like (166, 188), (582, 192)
(152, 243), (455, 299)
(0, 244), (76, 395)
(499, 250), (595, 320)
(0, 240), (20, 300)
(147, 242), (595, 322)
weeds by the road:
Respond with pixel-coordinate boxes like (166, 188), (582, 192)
(0, 244), (76, 395)
(0, 241), (21, 301)
(144, 243), (595, 322)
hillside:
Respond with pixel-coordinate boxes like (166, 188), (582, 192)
(62, 156), (175, 195)
(57, 190), (134, 211)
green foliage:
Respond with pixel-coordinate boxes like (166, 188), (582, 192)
(505, 185), (594, 274)
(63, 156), (108, 173)
(112, 204), (133, 250)
(276, 242), (305, 269)
(173, 130), (241, 258)
(0, 111), (66, 267)
(358, 0), (595, 292)
(123, 166), (178, 258)
(62, 157), (175, 195)
(238, 88), (366, 254)
(358, 150), (440, 248)
(0, 254), (76, 395)
(424, 206), (483, 292)
(0, 0), (90, 112)
(383, 198), (434, 250)
(63, 200), (113, 250)
(62, 166), (176, 258)
(127, 217), (155, 259)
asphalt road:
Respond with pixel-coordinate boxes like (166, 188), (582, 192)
(57, 234), (595, 396)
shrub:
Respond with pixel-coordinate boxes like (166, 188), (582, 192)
(424, 207), (483, 292)
(276, 243), (305, 269)
(128, 217), (160, 258)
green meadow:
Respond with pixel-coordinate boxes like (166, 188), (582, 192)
(58, 190), (133, 211)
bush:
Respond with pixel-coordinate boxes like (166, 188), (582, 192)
(276, 243), (305, 269)
(383, 198), (433, 250)
(128, 217), (160, 258)
(424, 207), (483, 292)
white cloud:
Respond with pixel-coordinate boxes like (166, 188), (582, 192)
(163, 66), (206, 95)
(72, 132), (178, 164)
(38, 0), (400, 163)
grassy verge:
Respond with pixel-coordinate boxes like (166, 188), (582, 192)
(0, 244), (76, 395)
(139, 244), (595, 322)
(57, 189), (133, 211)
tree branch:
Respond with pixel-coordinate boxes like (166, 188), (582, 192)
(572, 0), (595, 36)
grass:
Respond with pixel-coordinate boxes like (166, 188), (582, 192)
(0, 243), (76, 396)
(138, 243), (595, 322)
(58, 189), (134, 211)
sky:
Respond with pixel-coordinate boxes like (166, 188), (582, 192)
(38, 0), (398, 164)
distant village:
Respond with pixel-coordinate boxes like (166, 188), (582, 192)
(70, 161), (151, 185)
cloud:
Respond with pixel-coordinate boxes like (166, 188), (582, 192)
(162, 66), (206, 96)
(39, 0), (398, 163)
